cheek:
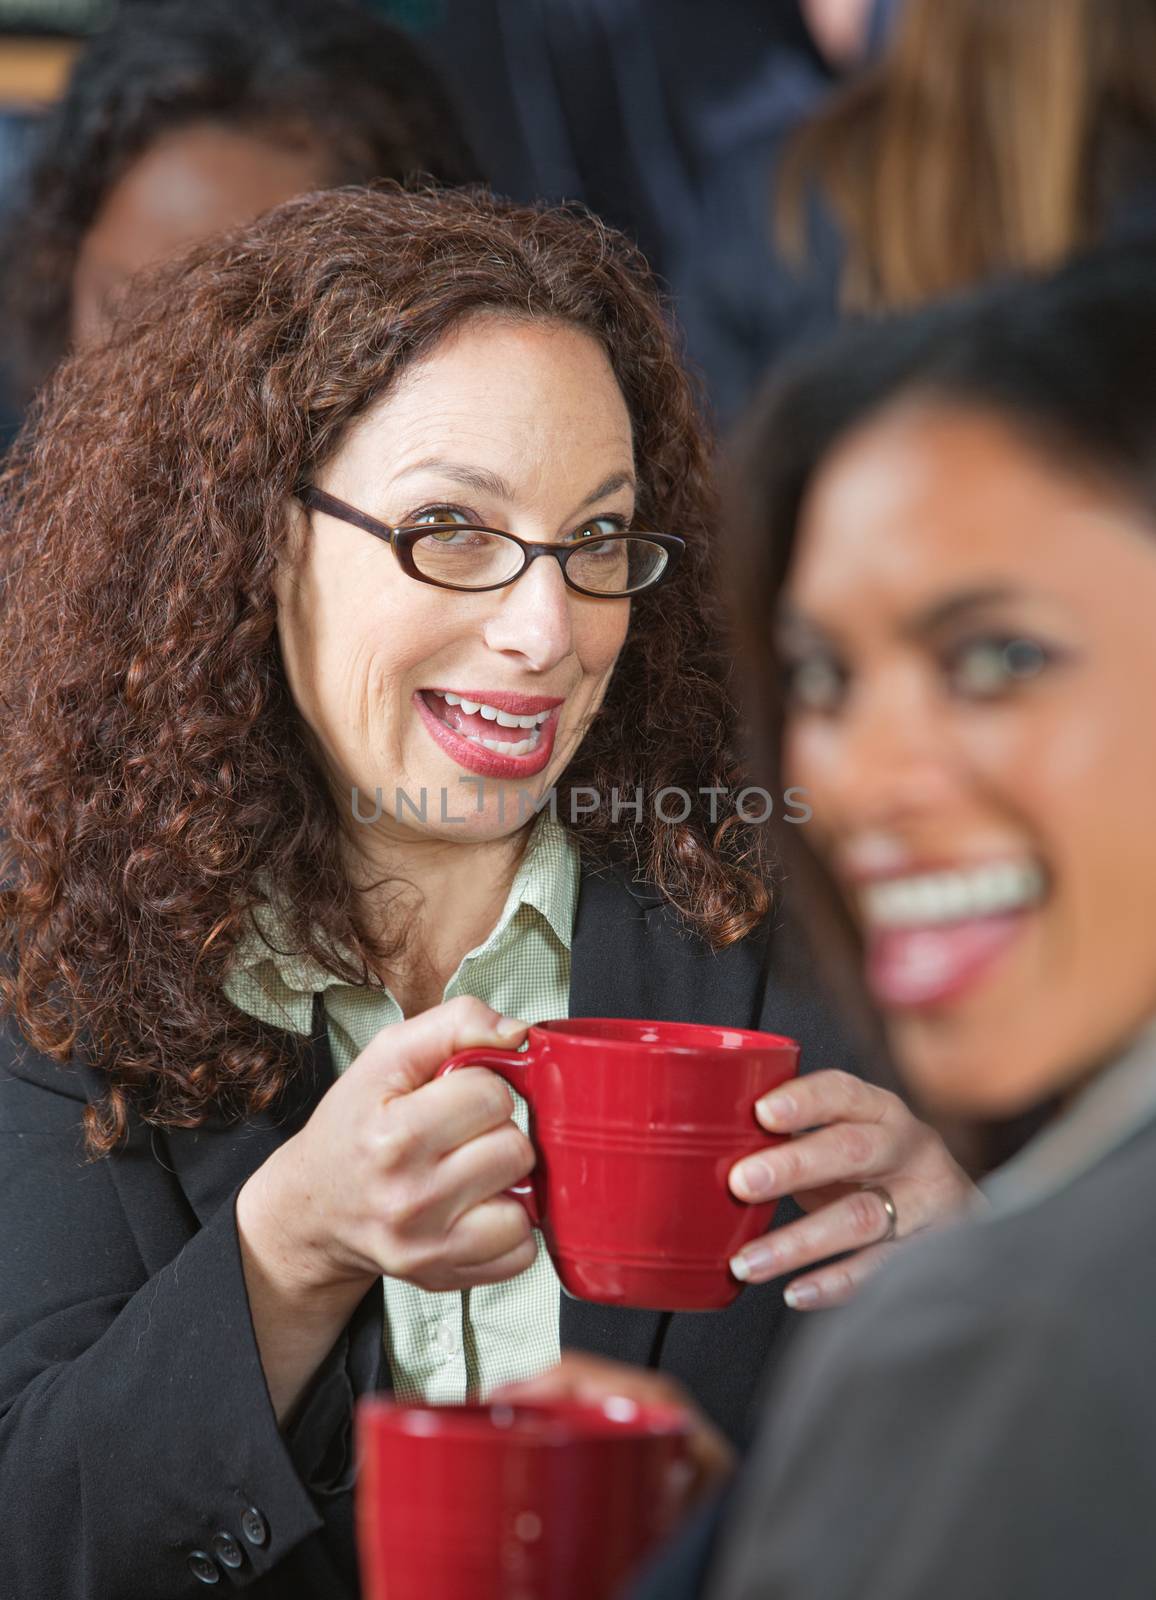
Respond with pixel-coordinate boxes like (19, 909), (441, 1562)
(782, 720), (842, 847)
(782, 719), (824, 787)
(964, 692), (1156, 881)
(281, 559), (455, 722)
(577, 602), (631, 685)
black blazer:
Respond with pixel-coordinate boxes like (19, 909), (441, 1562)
(0, 866), (861, 1599)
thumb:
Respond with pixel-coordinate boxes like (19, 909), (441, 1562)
(348, 994), (529, 1099)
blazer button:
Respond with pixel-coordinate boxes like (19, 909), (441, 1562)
(211, 1532), (245, 1569)
(187, 1550), (220, 1585)
(240, 1505), (269, 1547)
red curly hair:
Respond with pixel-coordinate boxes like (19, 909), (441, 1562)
(0, 184), (771, 1155)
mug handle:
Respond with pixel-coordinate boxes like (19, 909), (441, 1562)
(437, 1049), (541, 1227)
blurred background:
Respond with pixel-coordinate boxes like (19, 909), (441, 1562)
(0, 0), (1152, 449)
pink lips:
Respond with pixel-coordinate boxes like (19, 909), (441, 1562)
(865, 912), (1030, 1008)
(414, 689), (562, 781)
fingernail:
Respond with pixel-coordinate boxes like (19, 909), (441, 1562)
(730, 1244), (777, 1283)
(730, 1156), (775, 1203)
(729, 1253), (752, 1282)
(496, 1016), (528, 1040)
(784, 1282), (820, 1310)
(756, 1090), (797, 1129)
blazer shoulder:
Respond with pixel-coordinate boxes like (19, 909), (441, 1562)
(0, 1007), (101, 1130)
(572, 861), (772, 1029)
(572, 862), (871, 1071)
(810, 1118), (1156, 1388)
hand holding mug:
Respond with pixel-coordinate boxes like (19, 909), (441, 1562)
(492, 1351), (736, 1508)
(727, 1069), (978, 1307)
(238, 994), (538, 1298)
(438, 1017), (800, 1310)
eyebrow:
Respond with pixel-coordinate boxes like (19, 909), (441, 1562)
(903, 585), (1035, 636)
(777, 585), (1036, 646)
(394, 457), (636, 511)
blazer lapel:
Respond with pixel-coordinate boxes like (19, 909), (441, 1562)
(164, 994), (337, 1228)
(559, 865), (767, 1363)
(567, 864), (769, 1027)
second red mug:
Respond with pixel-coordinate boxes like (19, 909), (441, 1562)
(356, 1396), (691, 1600)
(439, 1016), (800, 1310)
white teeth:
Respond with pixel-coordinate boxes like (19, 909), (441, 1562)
(863, 861), (1047, 929)
(478, 735), (537, 755)
(431, 691), (551, 727)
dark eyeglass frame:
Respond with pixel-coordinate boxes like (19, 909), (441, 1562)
(296, 485), (685, 597)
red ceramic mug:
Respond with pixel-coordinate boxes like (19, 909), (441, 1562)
(356, 1396), (692, 1600)
(439, 1017), (800, 1310)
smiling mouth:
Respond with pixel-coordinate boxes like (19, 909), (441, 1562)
(857, 859), (1050, 1008)
(860, 860), (1049, 928)
(419, 689), (558, 757)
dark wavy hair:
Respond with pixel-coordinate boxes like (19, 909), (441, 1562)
(0, 183), (771, 1156)
(0, 0), (478, 404)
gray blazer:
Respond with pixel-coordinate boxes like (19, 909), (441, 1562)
(706, 1023), (1156, 1600)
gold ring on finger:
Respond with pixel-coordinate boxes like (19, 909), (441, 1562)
(860, 1184), (899, 1243)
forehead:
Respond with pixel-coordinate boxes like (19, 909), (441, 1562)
(82, 121), (328, 273)
(333, 315), (634, 481)
(787, 399), (1156, 620)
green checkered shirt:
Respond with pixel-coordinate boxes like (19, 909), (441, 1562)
(223, 814), (578, 1401)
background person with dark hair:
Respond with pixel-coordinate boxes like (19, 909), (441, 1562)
(397, 0), (901, 430)
(0, 0), (478, 424)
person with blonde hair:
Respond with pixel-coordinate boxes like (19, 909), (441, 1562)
(780, 0), (1156, 309)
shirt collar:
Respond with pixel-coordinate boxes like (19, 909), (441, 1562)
(227, 812), (579, 1000)
(981, 1013), (1156, 1217)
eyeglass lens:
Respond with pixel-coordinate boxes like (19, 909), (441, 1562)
(408, 526), (669, 594)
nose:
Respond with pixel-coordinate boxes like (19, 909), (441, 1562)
(482, 553), (575, 671)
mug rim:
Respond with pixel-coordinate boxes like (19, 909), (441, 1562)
(357, 1396), (691, 1443)
(531, 1017), (799, 1055)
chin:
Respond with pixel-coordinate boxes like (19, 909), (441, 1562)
(889, 1017), (1067, 1121)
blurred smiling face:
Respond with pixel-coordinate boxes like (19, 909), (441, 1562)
(274, 313), (634, 844)
(780, 400), (1156, 1116)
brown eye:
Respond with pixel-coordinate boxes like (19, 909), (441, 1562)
(567, 515), (626, 543)
(412, 505), (471, 526)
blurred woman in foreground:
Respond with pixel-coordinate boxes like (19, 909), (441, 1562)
(515, 243), (1156, 1597)
(706, 240), (1156, 1597)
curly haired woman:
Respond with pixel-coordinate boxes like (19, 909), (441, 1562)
(0, 185), (972, 1598)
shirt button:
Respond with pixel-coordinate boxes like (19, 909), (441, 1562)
(240, 1506), (269, 1547)
(211, 1532), (245, 1570)
(434, 1321), (459, 1359)
(187, 1551), (220, 1585)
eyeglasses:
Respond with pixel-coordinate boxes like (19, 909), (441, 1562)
(296, 485), (684, 598)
